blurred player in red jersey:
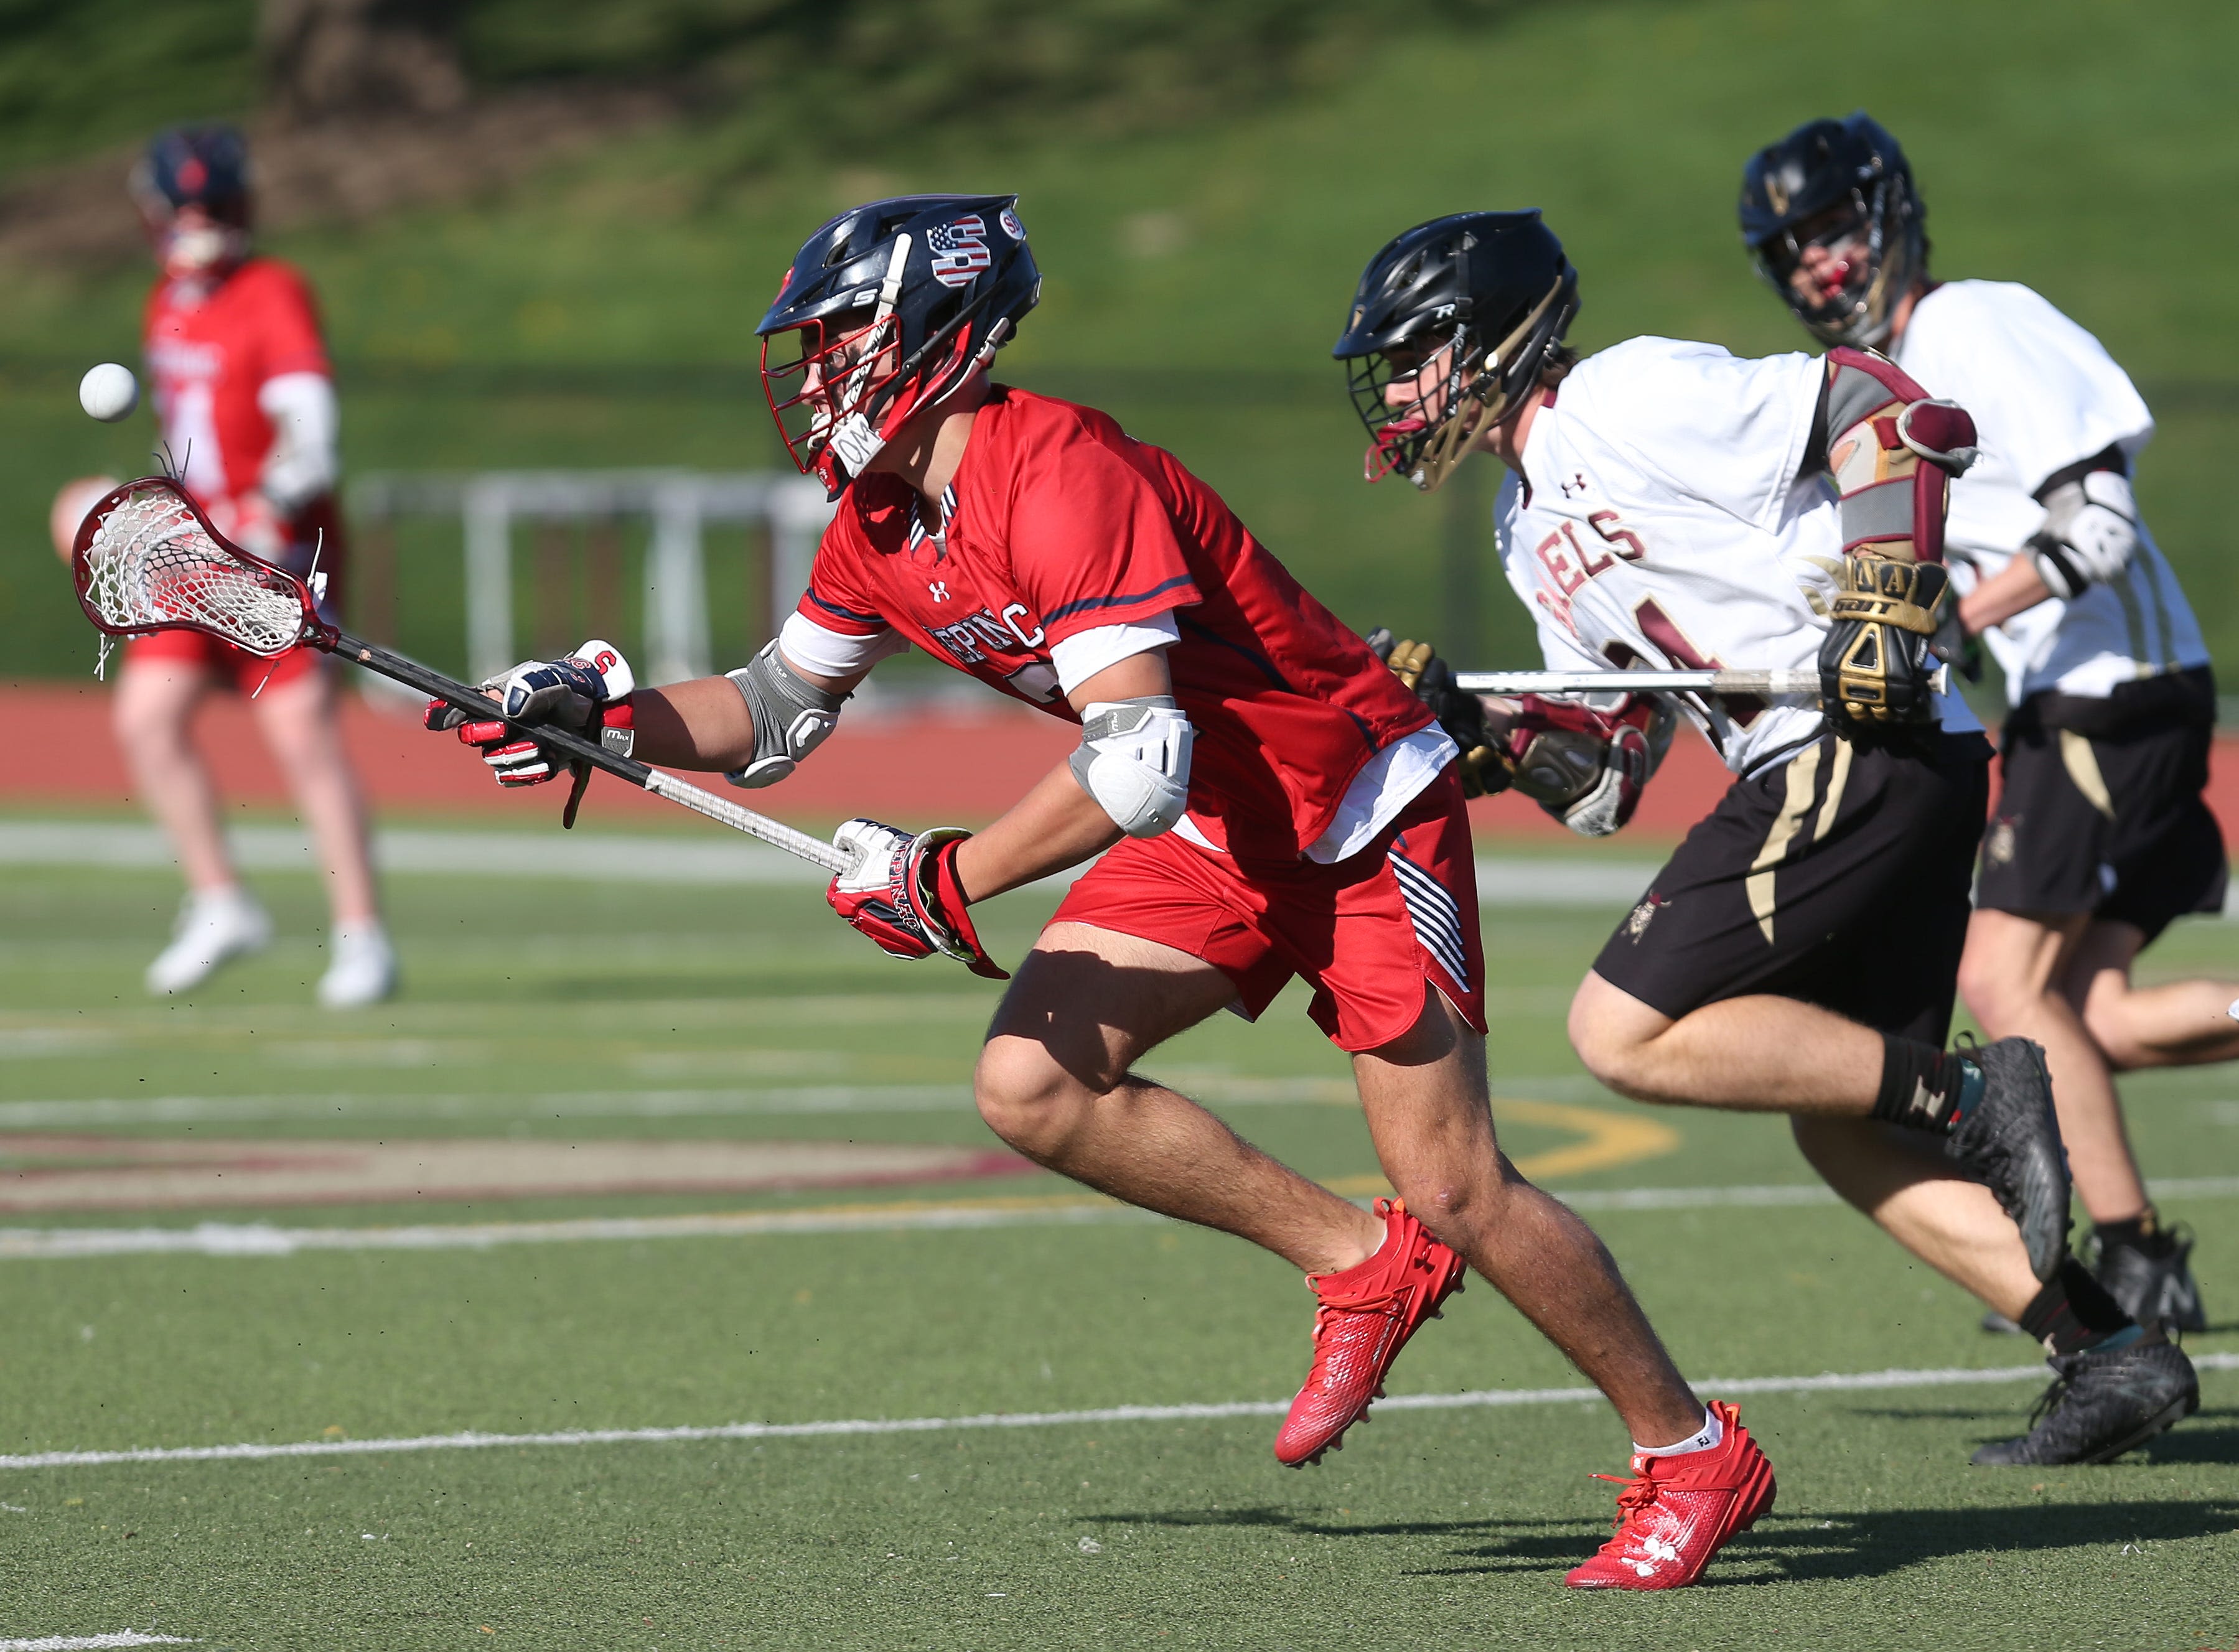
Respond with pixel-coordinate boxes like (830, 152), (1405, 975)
(87, 124), (393, 1005)
(429, 195), (1773, 1586)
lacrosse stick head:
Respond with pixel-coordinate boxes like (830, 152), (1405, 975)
(72, 475), (325, 661)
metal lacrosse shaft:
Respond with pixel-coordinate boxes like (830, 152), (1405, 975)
(1454, 668), (1823, 698)
(327, 632), (857, 875)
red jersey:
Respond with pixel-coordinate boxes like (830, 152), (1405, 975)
(143, 256), (339, 556)
(799, 386), (1433, 859)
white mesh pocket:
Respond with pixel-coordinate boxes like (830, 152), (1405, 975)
(77, 482), (307, 658)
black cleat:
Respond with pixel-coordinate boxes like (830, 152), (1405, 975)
(1945, 1037), (2070, 1282)
(2095, 1226), (2208, 1334)
(1971, 1334), (2199, 1465)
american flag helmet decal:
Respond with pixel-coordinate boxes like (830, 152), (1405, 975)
(927, 215), (992, 288)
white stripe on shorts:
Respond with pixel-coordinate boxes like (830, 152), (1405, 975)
(1389, 848), (1469, 985)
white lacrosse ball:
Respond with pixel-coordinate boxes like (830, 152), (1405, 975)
(79, 362), (139, 423)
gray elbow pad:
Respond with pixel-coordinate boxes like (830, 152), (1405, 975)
(724, 640), (845, 787)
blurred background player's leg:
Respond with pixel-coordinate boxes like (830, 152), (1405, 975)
(1963, 908), (2222, 1330)
(1962, 908), (2151, 1230)
(112, 651), (272, 994)
(250, 661), (395, 1007)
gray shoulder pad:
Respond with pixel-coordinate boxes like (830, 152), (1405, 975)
(724, 640), (846, 788)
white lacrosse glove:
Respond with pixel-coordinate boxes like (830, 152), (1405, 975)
(2029, 471), (2138, 600)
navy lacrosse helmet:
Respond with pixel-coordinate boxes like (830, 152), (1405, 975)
(757, 194), (1040, 497)
(1332, 210), (1577, 493)
(1739, 113), (1925, 348)
(133, 123), (253, 223)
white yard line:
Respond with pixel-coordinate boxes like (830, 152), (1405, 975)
(0, 1075), (1605, 1127)
(7, 1175), (2239, 1259)
(3, 1355), (2233, 1473)
(0, 1636), (196, 1650)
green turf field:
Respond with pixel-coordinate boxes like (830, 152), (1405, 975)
(2, 824), (2237, 1648)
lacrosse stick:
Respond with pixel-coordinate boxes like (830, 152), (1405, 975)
(1455, 668), (1823, 698)
(71, 475), (859, 877)
(1456, 666), (1949, 699)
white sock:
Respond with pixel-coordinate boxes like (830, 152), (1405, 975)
(333, 921), (388, 949)
(1634, 1406), (1723, 1458)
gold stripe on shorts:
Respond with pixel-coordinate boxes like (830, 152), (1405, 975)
(1747, 741), (1825, 945)
(1811, 734), (1854, 843)
(2058, 729), (2116, 818)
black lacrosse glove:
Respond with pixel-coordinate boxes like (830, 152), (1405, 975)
(1366, 627), (1508, 798)
(1818, 557), (1952, 730)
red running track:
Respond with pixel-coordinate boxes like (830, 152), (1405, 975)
(6, 681), (2235, 846)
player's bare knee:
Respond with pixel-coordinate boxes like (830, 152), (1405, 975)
(112, 692), (185, 763)
(1397, 1161), (1520, 1239)
(971, 1038), (1091, 1151)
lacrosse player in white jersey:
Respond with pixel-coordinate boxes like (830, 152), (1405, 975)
(1742, 113), (2230, 1338)
(1335, 210), (2199, 1467)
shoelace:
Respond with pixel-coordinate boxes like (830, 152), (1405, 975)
(1307, 1290), (1402, 1348)
(1590, 1471), (1660, 1538)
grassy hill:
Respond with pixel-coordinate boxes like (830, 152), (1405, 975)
(4, 0), (2234, 685)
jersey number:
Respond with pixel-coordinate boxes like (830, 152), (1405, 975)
(1623, 599), (1764, 729)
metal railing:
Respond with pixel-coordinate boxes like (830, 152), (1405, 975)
(348, 469), (833, 684)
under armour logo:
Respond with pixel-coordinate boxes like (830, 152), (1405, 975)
(1559, 472), (1589, 498)
(929, 581), (950, 602)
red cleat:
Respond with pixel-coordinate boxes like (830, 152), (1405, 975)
(1563, 1401), (1776, 1590)
(1273, 1198), (1464, 1467)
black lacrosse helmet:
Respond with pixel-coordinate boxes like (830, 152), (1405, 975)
(1332, 210), (1577, 493)
(1739, 113), (1925, 348)
(757, 194), (1041, 497)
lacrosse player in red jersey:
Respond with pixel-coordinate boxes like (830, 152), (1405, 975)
(431, 194), (1770, 1583)
(95, 123), (393, 1006)
(1336, 210), (2197, 1506)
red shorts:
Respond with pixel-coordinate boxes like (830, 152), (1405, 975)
(125, 630), (324, 693)
(1050, 768), (1485, 1052)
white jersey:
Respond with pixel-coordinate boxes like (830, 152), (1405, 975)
(1894, 279), (2206, 703)
(1495, 336), (1980, 778)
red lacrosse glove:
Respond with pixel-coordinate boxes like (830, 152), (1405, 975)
(1499, 693), (1675, 838)
(827, 819), (1009, 981)
(424, 640), (636, 827)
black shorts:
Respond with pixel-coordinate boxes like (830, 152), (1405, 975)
(1979, 675), (2227, 943)
(1594, 730), (1993, 1043)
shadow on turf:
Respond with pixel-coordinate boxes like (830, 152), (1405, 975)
(1085, 1495), (2239, 1583)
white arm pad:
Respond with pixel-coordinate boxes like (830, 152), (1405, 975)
(255, 372), (340, 511)
(1068, 696), (1193, 839)
(2031, 470), (2138, 599)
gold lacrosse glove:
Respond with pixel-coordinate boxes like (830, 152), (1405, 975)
(1818, 555), (1952, 727)
(1368, 630), (1507, 797)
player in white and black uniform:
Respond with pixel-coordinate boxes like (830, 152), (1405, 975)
(1335, 210), (2198, 1466)
(1741, 113), (2234, 1335)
